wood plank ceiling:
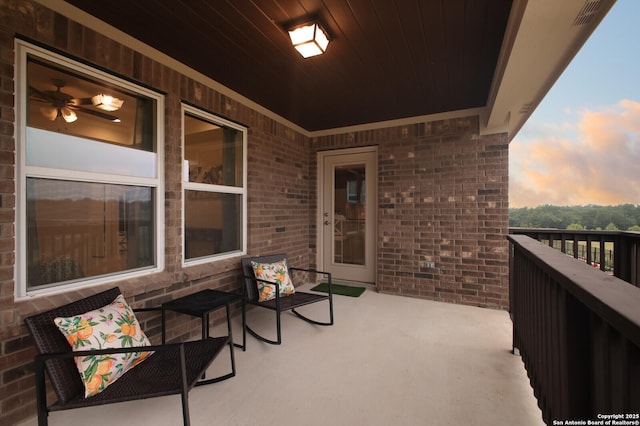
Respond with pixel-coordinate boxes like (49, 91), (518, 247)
(64, 0), (513, 132)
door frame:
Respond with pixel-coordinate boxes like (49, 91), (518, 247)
(316, 146), (377, 284)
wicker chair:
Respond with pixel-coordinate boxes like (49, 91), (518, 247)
(24, 287), (232, 426)
(241, 254), (334, 347)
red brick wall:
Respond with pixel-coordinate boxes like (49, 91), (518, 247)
(312, 118), (510, 308)
(0, 2), (510, 424)
(246, 126), (312, 265)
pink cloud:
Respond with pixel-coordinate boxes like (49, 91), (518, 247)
(510, 100), (640, 207)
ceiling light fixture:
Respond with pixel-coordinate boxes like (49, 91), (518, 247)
(91, 94), (124, 111)
(59, 107), (78, 123)
(288, 22), (330, 58)
(41, 106), (77, 123)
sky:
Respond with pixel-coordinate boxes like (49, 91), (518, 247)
(509, 0), (640, 208)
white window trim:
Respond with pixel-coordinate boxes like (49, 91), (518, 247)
(14, 39), (165, 300)
(181, 103), (248, 266)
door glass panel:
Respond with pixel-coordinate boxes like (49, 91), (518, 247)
(334, 164), (365, 265)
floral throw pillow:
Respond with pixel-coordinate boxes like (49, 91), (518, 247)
(54, 294), (153, 398)
(251, 259), (296, 302)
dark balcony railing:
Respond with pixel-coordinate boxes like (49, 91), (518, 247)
(510, 228), (640, 287)
(508, 234), (640, 424)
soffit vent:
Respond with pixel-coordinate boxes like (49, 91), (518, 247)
(519, 102), (534, 114)
(573, 0), (606, 27)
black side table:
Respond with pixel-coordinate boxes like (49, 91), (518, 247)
(161, 289), (245, 384)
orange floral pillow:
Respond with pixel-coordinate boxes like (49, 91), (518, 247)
(54, 294), (153, 397)
(251, 259), (296, 302)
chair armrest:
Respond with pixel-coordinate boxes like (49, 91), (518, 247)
(243, 275), (286, 305)
(133, 306), (162, 313)
(35, 342), (185, 362)
(289, 267), (332, 283)
(244, 275), (282, 291)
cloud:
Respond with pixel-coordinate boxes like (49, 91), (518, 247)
(510, 100), (640, 207)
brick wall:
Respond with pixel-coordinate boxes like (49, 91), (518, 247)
(0, 1), (510, 425)
(246, 126), (312, 265)
(312, 118), (510, 308)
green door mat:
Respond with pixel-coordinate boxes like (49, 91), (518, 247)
(310, 283), (366, 297)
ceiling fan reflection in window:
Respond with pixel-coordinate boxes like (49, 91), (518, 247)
(29, 79), (122, 123)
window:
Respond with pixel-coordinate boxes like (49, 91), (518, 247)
(182, 105), (246, 263)
(346, 179), (365, 204)
(16, 40), (164, 298)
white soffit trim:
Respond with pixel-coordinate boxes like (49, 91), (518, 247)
(485, 0), (616, 140)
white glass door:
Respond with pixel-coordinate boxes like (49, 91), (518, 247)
(320, 148), (376, 283)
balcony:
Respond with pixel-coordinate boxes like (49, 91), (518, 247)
(508, 231), (640, 423)
(17, 284), (544, 426)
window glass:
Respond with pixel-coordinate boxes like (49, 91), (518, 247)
(17, 40), (164, 297)
(26, 127), (157, 178)
(184, 114), (243, 187)
(26, 179), (154, 289)
(27, 57), (155, 151)
(184, 191), (242, 259)
(334, 165), (366, 265)
(183, 109), (246, 262)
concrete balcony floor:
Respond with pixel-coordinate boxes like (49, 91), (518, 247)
(20, 285), (544, 426)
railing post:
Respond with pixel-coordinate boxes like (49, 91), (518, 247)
(631, 241), (635, 285)
(564, 293), (590, 417)
(509, 239), (517, 355)
(598, 236), (606, 272)
(614, 235), (625, 282)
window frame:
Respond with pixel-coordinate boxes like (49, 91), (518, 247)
(15, 39), (165, 299)
(181, 103), (247, 266)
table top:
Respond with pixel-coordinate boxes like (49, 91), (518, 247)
(162, 289), (241, 316)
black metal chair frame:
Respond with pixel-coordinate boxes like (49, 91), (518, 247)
(24, 287), (234, 426)
(241, 254), (334, 347)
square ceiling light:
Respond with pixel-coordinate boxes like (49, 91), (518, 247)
(288, 22), (330, 58)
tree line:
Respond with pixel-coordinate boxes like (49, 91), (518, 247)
(509, 204), (640, 231)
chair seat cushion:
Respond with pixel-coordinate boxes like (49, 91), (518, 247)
(54, 294), (153, 397)
(251, 259), (296, 301)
